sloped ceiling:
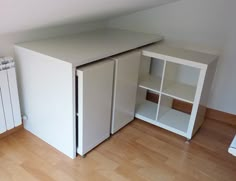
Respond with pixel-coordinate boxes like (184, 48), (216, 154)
(0, 0), (178, 34)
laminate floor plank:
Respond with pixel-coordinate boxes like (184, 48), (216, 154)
(0, 119), (236, 181)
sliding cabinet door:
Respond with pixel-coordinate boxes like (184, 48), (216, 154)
(77, 60), (114, 156)
(111, 51), (141, 134)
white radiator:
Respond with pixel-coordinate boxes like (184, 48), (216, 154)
(0, 57), (21, 134)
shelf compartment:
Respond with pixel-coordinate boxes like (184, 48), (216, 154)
(162, 81), (196, 103)
(162, 61), (200, 103)
(139, 75), (162, 93)
(135, 100), (158, 123)
(158, 109), (190, 136)
(157, 95), (191, 136)
(138, 55), (164, 93)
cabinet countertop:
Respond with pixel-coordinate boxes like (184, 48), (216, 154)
(15, 28), (162, 67)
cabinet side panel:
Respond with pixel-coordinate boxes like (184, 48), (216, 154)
(139, 56), (151, 77)
(14, 46), (76, 158)
(77, 71), (83, 155)
(136, 56), (151, 105)
(112, 51), (141, 134)
(192, 60), (218, 136)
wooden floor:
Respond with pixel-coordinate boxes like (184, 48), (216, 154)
(0, 119), (236, 181)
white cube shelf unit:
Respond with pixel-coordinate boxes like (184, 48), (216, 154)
(135, 44), (218, 139)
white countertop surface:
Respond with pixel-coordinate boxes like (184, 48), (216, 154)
(15, 28), (162, 67)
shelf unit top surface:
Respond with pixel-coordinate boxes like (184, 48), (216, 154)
(15, 28), (162, 67)
(143, 44), (218, 68)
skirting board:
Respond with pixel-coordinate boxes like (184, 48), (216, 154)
(0, 125), (23, 140)
(206, 109), (236, 126)
(146, 91), (236, 126)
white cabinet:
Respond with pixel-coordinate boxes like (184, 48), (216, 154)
(111, 51), (141, 134)
(135, 44), (218, 139)
(77, 60), (114, 156)
(14, 29), (161, 158)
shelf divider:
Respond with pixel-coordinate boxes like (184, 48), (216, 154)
(162, 81), (196, 103)
(139, 75), (162, 93)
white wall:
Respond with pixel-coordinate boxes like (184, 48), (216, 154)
(108, 0), (236, 114)
(0, 21), (106, 56)
(1, 0), (235, 114)
(0, 0), (178, 35)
